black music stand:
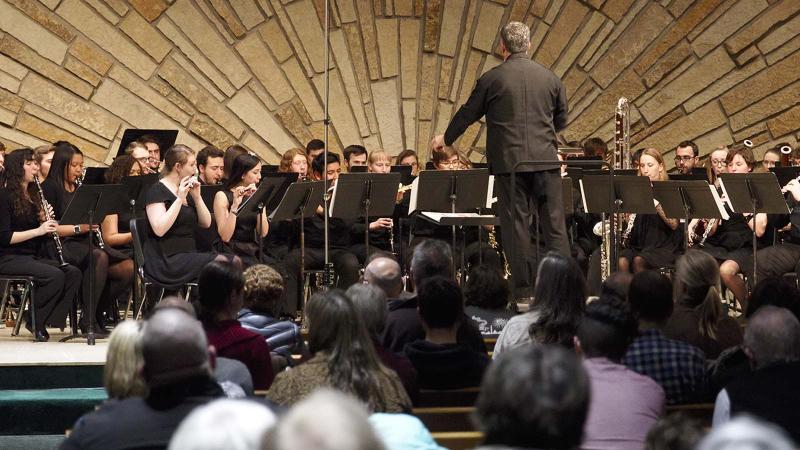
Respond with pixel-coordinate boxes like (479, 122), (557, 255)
(652, 180), (726, 250)
(60, 184), (127, 345)
(330, 173), (401, 258)
(391, 165), (414, 186)
(410, 169), (490, 276)
(719, 173), (789, 284)
(769, 166), (800, 188)
(269, 181), (325, 310)
(82, 167), (108, 184)
(349, 165), (368, 173)
(121, 173), (159, 217)
(669, 169), (708, 181)
(237, 173), (299, 263)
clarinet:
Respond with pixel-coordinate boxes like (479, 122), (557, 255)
(75, 172), (106, 249)
(34, 176), (69, 267)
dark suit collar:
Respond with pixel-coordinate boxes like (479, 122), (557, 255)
(506, 52), (528, 61)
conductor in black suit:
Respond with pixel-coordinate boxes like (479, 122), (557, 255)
(432, 21), (569, 300)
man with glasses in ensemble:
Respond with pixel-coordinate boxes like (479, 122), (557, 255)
(674, 141), (699, 175)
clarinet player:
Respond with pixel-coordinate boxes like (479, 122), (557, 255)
(431, 21), (569, 301)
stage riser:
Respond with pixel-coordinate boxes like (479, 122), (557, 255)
(0, 365), (103, 390)
(0, 388), (106, 435)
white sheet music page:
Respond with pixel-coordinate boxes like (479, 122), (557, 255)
(718, 178), (734, 213)
(709, 184), (730, 220)
(579, 179), (589, 212)
(408, 177), (420, 214)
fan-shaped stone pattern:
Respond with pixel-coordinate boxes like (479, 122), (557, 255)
(0, 0), (798, 167)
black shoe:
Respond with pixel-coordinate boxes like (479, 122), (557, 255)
(79, 322), (109, 338)
(25, 322), (49, 342)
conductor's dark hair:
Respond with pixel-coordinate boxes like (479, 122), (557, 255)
(343, 145), (367, 162)
(677, 140), (699, 157)
(311, 152), (340, 175)
(410, 239), (453, 286)
(197, 145), (224, 167)
(223, 154), (260, 190)
(418, 276), (463, 329)
(476, 345), (590, 449)
(529, 252), (586, 348)
(305, 139), (325, 152)
(577, 296), (638, 361)
(629, 270), (673, 323)
(464, 264), (510, 310)
(197, 261), (245, 325)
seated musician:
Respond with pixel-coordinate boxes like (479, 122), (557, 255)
(262, 148), (310, 262)
(618, 148), (679, 274)
(0, 149), (80, 341)
(281, 153), (360, 316)
(350, 150), (395, 262)
(394, 149), (420, 176)
(278, 147), (309, 181)
(697, 147), (768, 312)
(144, 145), (234, 291)
(213, 154), (269, 267)
(195, 145), (225, 252)
(758, 145), (781, 173)
(42, 141), (117, 335)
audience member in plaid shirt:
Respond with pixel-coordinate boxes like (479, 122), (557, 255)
(623, 271), (708, 405)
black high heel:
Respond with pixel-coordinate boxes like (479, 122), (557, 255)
(25, 322), (49, 342)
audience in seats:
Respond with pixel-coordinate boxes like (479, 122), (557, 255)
(623, 270), (708, 405)
(494, 252), (586, 358)
(474, 345), (590, 450)
(577, 296), (665, 450)
(379, 239), (486, 354)
(464, 264), (514, 336)
(664, 250), (743, 359)
(167, 399), (276, 450)
(267, 290), (411, 412)
(346, 283), (418, 402)
(700, 416), (796, 450)
(266, 389), (387, 450)
(60, 308), (226, 450)
(404, 276), (490, 389)
(713, 306), (800, 441)
(237, 265), (305, 362)
(197, 261), (273, 390)
(104, 320), (147, 400)
(644, 414), (705, 450)
(369, 412), (445, 450)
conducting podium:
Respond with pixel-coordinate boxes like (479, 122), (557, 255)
(652, 180), (728, 250)
(719, 173), (789, 284)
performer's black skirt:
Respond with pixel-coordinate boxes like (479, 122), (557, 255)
(620, 246), (677, 270)
(699, 244), (754, 277)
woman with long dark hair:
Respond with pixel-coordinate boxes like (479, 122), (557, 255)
(267, 290), (411, 412)
(144, 145), (233, 289)
(42, 141), (112, 334)
(213, 154), (269, 266)
(0, 149), (80, 341)
(493, 251), (587, 358)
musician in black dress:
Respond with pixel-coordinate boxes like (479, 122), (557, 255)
(756, 176), (800, 280)
(619, 148), (679, 273)
(213, 154), (269, 267)
(144, 145), (234, 290)
(350, 149), (395, 262)
(42, 142), (113, 334)
(699, 148), (767, 311)
(0, 149), (80, 341)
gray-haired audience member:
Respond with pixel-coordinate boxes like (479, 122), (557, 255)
(168, 399), (276, 450)
(713, 306), (800, 441)
(698, 416), (796, 450)
(363, 257), (404, 299)
(347, 283), (418, 400)
(381, 240), (486, 354)
(644, 414), (705, 450)
(474, 345), (589, 449)
(265, 389), (387, 450)
(60, 308), (225, 450)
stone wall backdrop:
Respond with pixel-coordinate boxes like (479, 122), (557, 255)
(0, 0), (798, 168)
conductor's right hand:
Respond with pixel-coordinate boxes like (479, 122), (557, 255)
(431, 135), (445, 151)
(38, 220), (58, 236)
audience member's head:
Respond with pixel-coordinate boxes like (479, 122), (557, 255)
(363, 257), (403, 298)
(600, 271), (633, 302)
(141, 308), (213, 388)
(629, 270), (673, 324)
(153, 295), (198, 318)
(417, 276), (462, 333)
(104, 320), (147, 400)
(529, 252), (587, 348)
(346, 284), (387, 338)
(198, 261), (245, 325)
(410, 239), (453, 288)
(644, 413), (705, 450)
(673, 250), (724, 339)
(475, 345), (589, 449)
(464, 264), (509, 311)
(266, 389), (386, 450)
(576, 296), (638, 362)
(746, 276), (800, 319)
(696, 416), (796, 450)
(743, 306), (800, 370)
(169, 399), (276, 450)
(305, 290), (395, 410)
(242, 265), (284, 316)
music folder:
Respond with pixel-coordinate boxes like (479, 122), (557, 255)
(329, 173), (400, 219)
(408, 169), (490, 214)
(236, 172), (299, 216)
(719, 173), (789, 215)
(651, 180), (728, 220)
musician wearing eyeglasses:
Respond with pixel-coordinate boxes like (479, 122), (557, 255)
(674, 141), (699, 175)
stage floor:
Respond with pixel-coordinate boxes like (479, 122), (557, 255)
(0, 325), (107, 366)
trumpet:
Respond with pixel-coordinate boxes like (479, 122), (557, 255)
(34, 176), (69, 267)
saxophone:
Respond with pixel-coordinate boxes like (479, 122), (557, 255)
(599, 97), (631, 281)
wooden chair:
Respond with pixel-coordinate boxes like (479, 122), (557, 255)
(415, 387), (480, 407)
(413, 406), (476, 433)
(431, 431), (483, 450)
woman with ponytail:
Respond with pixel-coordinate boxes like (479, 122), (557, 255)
(665, 250), (743, 358)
